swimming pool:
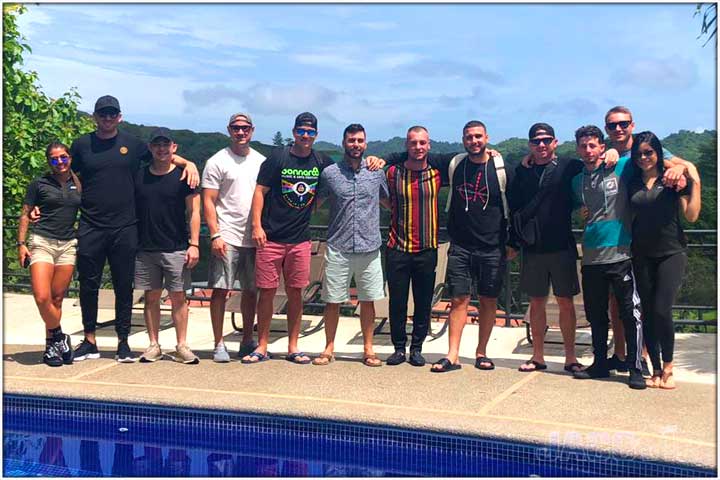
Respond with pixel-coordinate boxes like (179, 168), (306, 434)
(3, 394), (714, 477)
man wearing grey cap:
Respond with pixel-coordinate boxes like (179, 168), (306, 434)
(60, 95), (199, 363)
(202, 113), (265, 363)
(134, 128), (201, 364)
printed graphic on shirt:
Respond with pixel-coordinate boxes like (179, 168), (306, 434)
(280, 166), (319, 209)
(456, 169), (488, 206)
(604, 177), (618, 196)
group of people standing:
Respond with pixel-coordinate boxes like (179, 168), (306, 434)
(18, 96), (701, 391)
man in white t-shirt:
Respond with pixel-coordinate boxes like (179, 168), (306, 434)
(202, 113), (266, 363)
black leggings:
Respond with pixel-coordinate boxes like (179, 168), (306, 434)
(633, 252), (687, 372)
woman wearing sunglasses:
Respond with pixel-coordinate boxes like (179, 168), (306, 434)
(629, 131), (701, 389)
(17, 142), (82, 367)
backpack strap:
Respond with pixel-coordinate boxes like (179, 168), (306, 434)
(445, 153), (468, 212)
(493, 153), (509, 220)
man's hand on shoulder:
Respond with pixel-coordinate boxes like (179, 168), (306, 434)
(663, 164), (686, 191)
(28, 206), (41, 223)
(366, 156), (386, 171)
(521, 154), (533, 168)
(174, 155), (200, 188)
(601, 148), (619, 168)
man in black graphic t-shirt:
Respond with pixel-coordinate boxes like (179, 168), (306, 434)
(244, 112), (333, 365)
(63, 96), (199, 363)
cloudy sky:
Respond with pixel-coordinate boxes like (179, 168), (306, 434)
(17, 3), (716, 145)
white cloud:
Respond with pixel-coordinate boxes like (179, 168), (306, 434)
(290, 50), (421, 73)
(357, 21), (397, 31)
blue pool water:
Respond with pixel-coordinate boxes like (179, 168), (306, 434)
(3, 394), (715, 477)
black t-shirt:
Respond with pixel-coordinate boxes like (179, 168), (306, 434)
(256, 147), (333, 244)
(629, 176), (690, 257)
(447, 156), (513, 250)
(71, 131), (149, 230)
(134, 166), (196, 252)
(508, 157), (583, 254)
(24, 175), (81, 240)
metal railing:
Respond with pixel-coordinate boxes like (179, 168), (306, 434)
(3, 221), (717, 331)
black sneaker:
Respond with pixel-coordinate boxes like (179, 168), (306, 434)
(56, 334), (73, 365)
(640, 358), (651, 378)
(408, 350), (426, 367)
(386, 350), (406, 366)
(607, 354), (628, 373)
(74, 338), (100, 361)
(629, 369), (648, 390)
(43, 341), (63, 367)
(115, 339), (136, 363)
(573, 362), (610, 380)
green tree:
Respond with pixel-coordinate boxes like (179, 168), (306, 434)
(3, 4), (93, 269)
(696, 3), (717, 46)
(272, 130), (284, 146)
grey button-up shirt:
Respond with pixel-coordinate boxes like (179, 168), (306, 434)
(319, 158), (389, 253)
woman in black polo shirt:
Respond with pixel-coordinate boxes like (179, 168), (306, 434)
(17, 142), (82, 367)
(629, 131), (702, 390)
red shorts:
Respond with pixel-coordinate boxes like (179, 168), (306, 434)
(255, 240), (311, 289)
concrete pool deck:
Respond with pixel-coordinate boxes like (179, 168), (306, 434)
(2, 292), (717, 470)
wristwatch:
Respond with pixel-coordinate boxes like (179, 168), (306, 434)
(16, 241), (26, 247)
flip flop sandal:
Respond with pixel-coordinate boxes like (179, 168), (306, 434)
(363, 355), (382, 367)
(646, 374), (662, 388)
(312, 353), (335, 366)
(475, 356), (495, 370)
(431, 358), (461, 373)
(240, 351), (270, 364)
(519, 359), (547, 372)
(286, 352), (311, 364)
(563, 362), (584, 373)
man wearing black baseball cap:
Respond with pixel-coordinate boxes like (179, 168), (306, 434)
(507, 122), (584, 373)
(245, 112), (333, 364)
(64, 95), (199, 363)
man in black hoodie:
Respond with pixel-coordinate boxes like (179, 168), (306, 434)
(508, 123), (584, 373)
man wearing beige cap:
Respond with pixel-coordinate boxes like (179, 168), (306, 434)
(202, 113), (266, 362)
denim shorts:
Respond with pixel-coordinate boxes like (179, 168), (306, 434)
(445, 243), (506, 298)
(321, 246), (385, 303)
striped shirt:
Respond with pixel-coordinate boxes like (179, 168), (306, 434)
(386, 163), (442, 253)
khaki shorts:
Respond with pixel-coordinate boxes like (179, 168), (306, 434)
(29, 234), (77, 266)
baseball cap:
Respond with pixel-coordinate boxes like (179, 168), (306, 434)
(94, 95), (120, 113)
(528, 122), (555, 139)
(149, 127), (173, 143)
(228, 113), (253, 125)
(294, 112), (318, 129)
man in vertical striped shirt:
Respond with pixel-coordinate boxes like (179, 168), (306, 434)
(385, 126), (442, 367)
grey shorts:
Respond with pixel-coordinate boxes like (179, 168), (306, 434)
(208, 244), (256, 291)
(135, 250), (191, 292)
(520, 249), (580, 298)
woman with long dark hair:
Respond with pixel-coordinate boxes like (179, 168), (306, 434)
(17, 142), (82, 367)
(629, 131), (701, 389)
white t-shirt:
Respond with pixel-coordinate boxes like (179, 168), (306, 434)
(202, 146), (265, 248)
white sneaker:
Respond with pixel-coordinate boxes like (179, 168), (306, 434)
(139, 343), (163, 363)
(213, 343), (230, 363)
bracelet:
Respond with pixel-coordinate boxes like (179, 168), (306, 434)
(210, 233), (222, 241)
(188, 243), (199, 248)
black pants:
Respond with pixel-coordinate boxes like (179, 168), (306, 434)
(582, 260), (643, 371)
(633, 252), (686, 372)
(77, 224), (138, 338)
(385, 248), (437, 352)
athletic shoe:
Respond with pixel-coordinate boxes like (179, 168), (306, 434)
(386, 350), (406, 366)
(607, 354), (628, 373)
(629, 369), (648, 390)
(139, 343), (163, 363)
(115, 339), (136, 363)
(573, 362), (610, 380)
(73, 338), (100, 361)
(174, 344), (199, 364)
(43, 340), (63, 367)
(640, 358), (651, 378)
(238, 340), (259, 359)
(56, 334), (73, 365)
(213, 343), (230, 363)
(408, 350), (426, 367)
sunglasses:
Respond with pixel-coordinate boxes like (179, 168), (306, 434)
(639, 149), (656, 158)
(529, 137), (554, 146)
(96, 110), (120, 119)
(229, 124), (252, 133)
(49, 155), (70, 166)
(606, 120), (632, 130)
(295, 128), (317, 137)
